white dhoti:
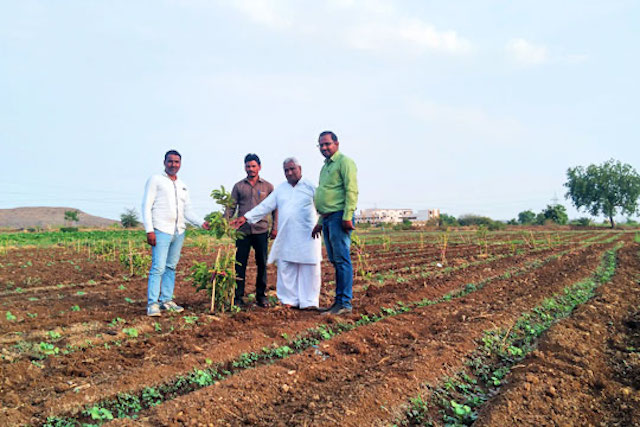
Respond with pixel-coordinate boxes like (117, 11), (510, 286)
(244, 178), (323, 309)
(276, 260), (321, 308)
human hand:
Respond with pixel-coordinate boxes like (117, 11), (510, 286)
(342, 220), (355, 232)
(311, 224), (323, 239)
(230, 217), (247, 229)
(146, 232), (156, 246)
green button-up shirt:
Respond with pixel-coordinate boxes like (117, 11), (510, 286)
(314, 151), (358, 223)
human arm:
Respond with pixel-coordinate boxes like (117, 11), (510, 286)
(270, 209), (278, 239)
(183, 184), (207, 229)
(244, 189), (278, 226)
(142, 176), (157, 245)
(341, 158), (358, 225)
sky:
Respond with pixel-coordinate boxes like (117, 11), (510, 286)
(1, 0), (639, 223)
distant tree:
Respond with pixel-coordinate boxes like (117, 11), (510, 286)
(458, 214), (493, 227)
(570, 217), (592, 227)
(564, 159), (640, 228)
(64, 210), (79, 225)
(120, 208), (140, 228)
(537, 204), (568, 225)
(507, 218), (518, 225)
(439, 213), (459, 227)
(517, 210), (536, 225)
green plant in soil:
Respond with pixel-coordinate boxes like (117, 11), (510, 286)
(191, 185), (242, 313)
(41, 245), (590, 425)
(475, 225), (488, 256)
(399, 244), (620, 426)
(351, 232), (371, 278)
(122, 328), (139, 338)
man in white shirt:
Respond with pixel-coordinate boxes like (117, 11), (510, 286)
(231, 158), (321, 309)
(142, 150), (208, 316)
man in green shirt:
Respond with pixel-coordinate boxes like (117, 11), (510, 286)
(311, 131), (358, 315)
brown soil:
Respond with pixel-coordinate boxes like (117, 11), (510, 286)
(0, 230), (634, 426)
(474, 243), (640, 427)
(140, 241), (614, 426)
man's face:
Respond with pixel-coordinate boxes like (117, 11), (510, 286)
(245, 160), (261, 178)
(164, 154), (181, 176)
(283, 161), (302, 186)
(318, 134), (339, 158)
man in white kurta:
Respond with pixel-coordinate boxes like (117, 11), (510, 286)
(231, 158), (322, 309)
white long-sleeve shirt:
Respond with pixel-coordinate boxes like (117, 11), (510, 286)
(142, 172), (203, 234)
(244, 177), (321, 264)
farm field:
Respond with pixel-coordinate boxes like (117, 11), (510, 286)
(0, 229), (639, 426)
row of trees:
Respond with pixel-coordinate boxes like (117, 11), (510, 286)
(437, 159), (640, 229)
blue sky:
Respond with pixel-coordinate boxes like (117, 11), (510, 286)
(2, 0), (638, 222)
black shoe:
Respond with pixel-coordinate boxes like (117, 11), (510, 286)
(256, 296), (270, 308)
(318, 303), (337, 313)
(321, 304), (352, 316)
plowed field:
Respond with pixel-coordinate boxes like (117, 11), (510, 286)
(1, 229), (638, 426)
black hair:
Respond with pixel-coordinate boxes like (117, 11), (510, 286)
(244, 153), (261, 165)
(164, 150), (181, 161)
(319, 131), (338, 142)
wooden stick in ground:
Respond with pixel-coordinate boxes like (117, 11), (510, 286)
(210, 248), (221, 313)
(128, 240), (133, 277)
(228, 245), (235, 308)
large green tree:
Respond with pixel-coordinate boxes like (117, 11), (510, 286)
(565, 159), (640, 228)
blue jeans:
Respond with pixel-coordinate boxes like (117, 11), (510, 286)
(147, 229), (185, 307)
(322, 211), (354, 308)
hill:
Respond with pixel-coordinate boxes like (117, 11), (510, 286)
(0, 207), (119, 229)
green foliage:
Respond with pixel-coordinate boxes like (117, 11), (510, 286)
(570, 217), (592, 227)
(60, 227), (78, 233)
(64, 210), (79, 224)
(122, 328), (139, 338)
(48, 330), (62, 340)
(43, 416), (75, 427)
(190, 246), (238, 313)
(536, 204), (568, 225)
(120, 208), (140, 228)
(38, 342), (59, 356)
(204, 185), (244, 240)
(6, 311), (17, 321)
(142, 387), (162, 407)
(85, 406), (114, 422)
(458, 214), (504, 230)
(565, 159), (640, 228)
(119, 252), (151, 276)
(517, 209), (536, 225)
(439, 213), (459, 227)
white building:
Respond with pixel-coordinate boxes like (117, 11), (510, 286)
(356, 208), (416, 224)
(415, 209), (440, 222)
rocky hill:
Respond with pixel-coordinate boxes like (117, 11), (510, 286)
(0, 207), (118, 229)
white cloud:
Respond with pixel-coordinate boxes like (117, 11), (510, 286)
(227, 0), (472, 56)
(232, 0), (293, 30)
(506, 38), (548, 65)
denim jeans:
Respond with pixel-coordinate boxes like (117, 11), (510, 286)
(322, 211), (354, 308)
(147, 229), (185, 307)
